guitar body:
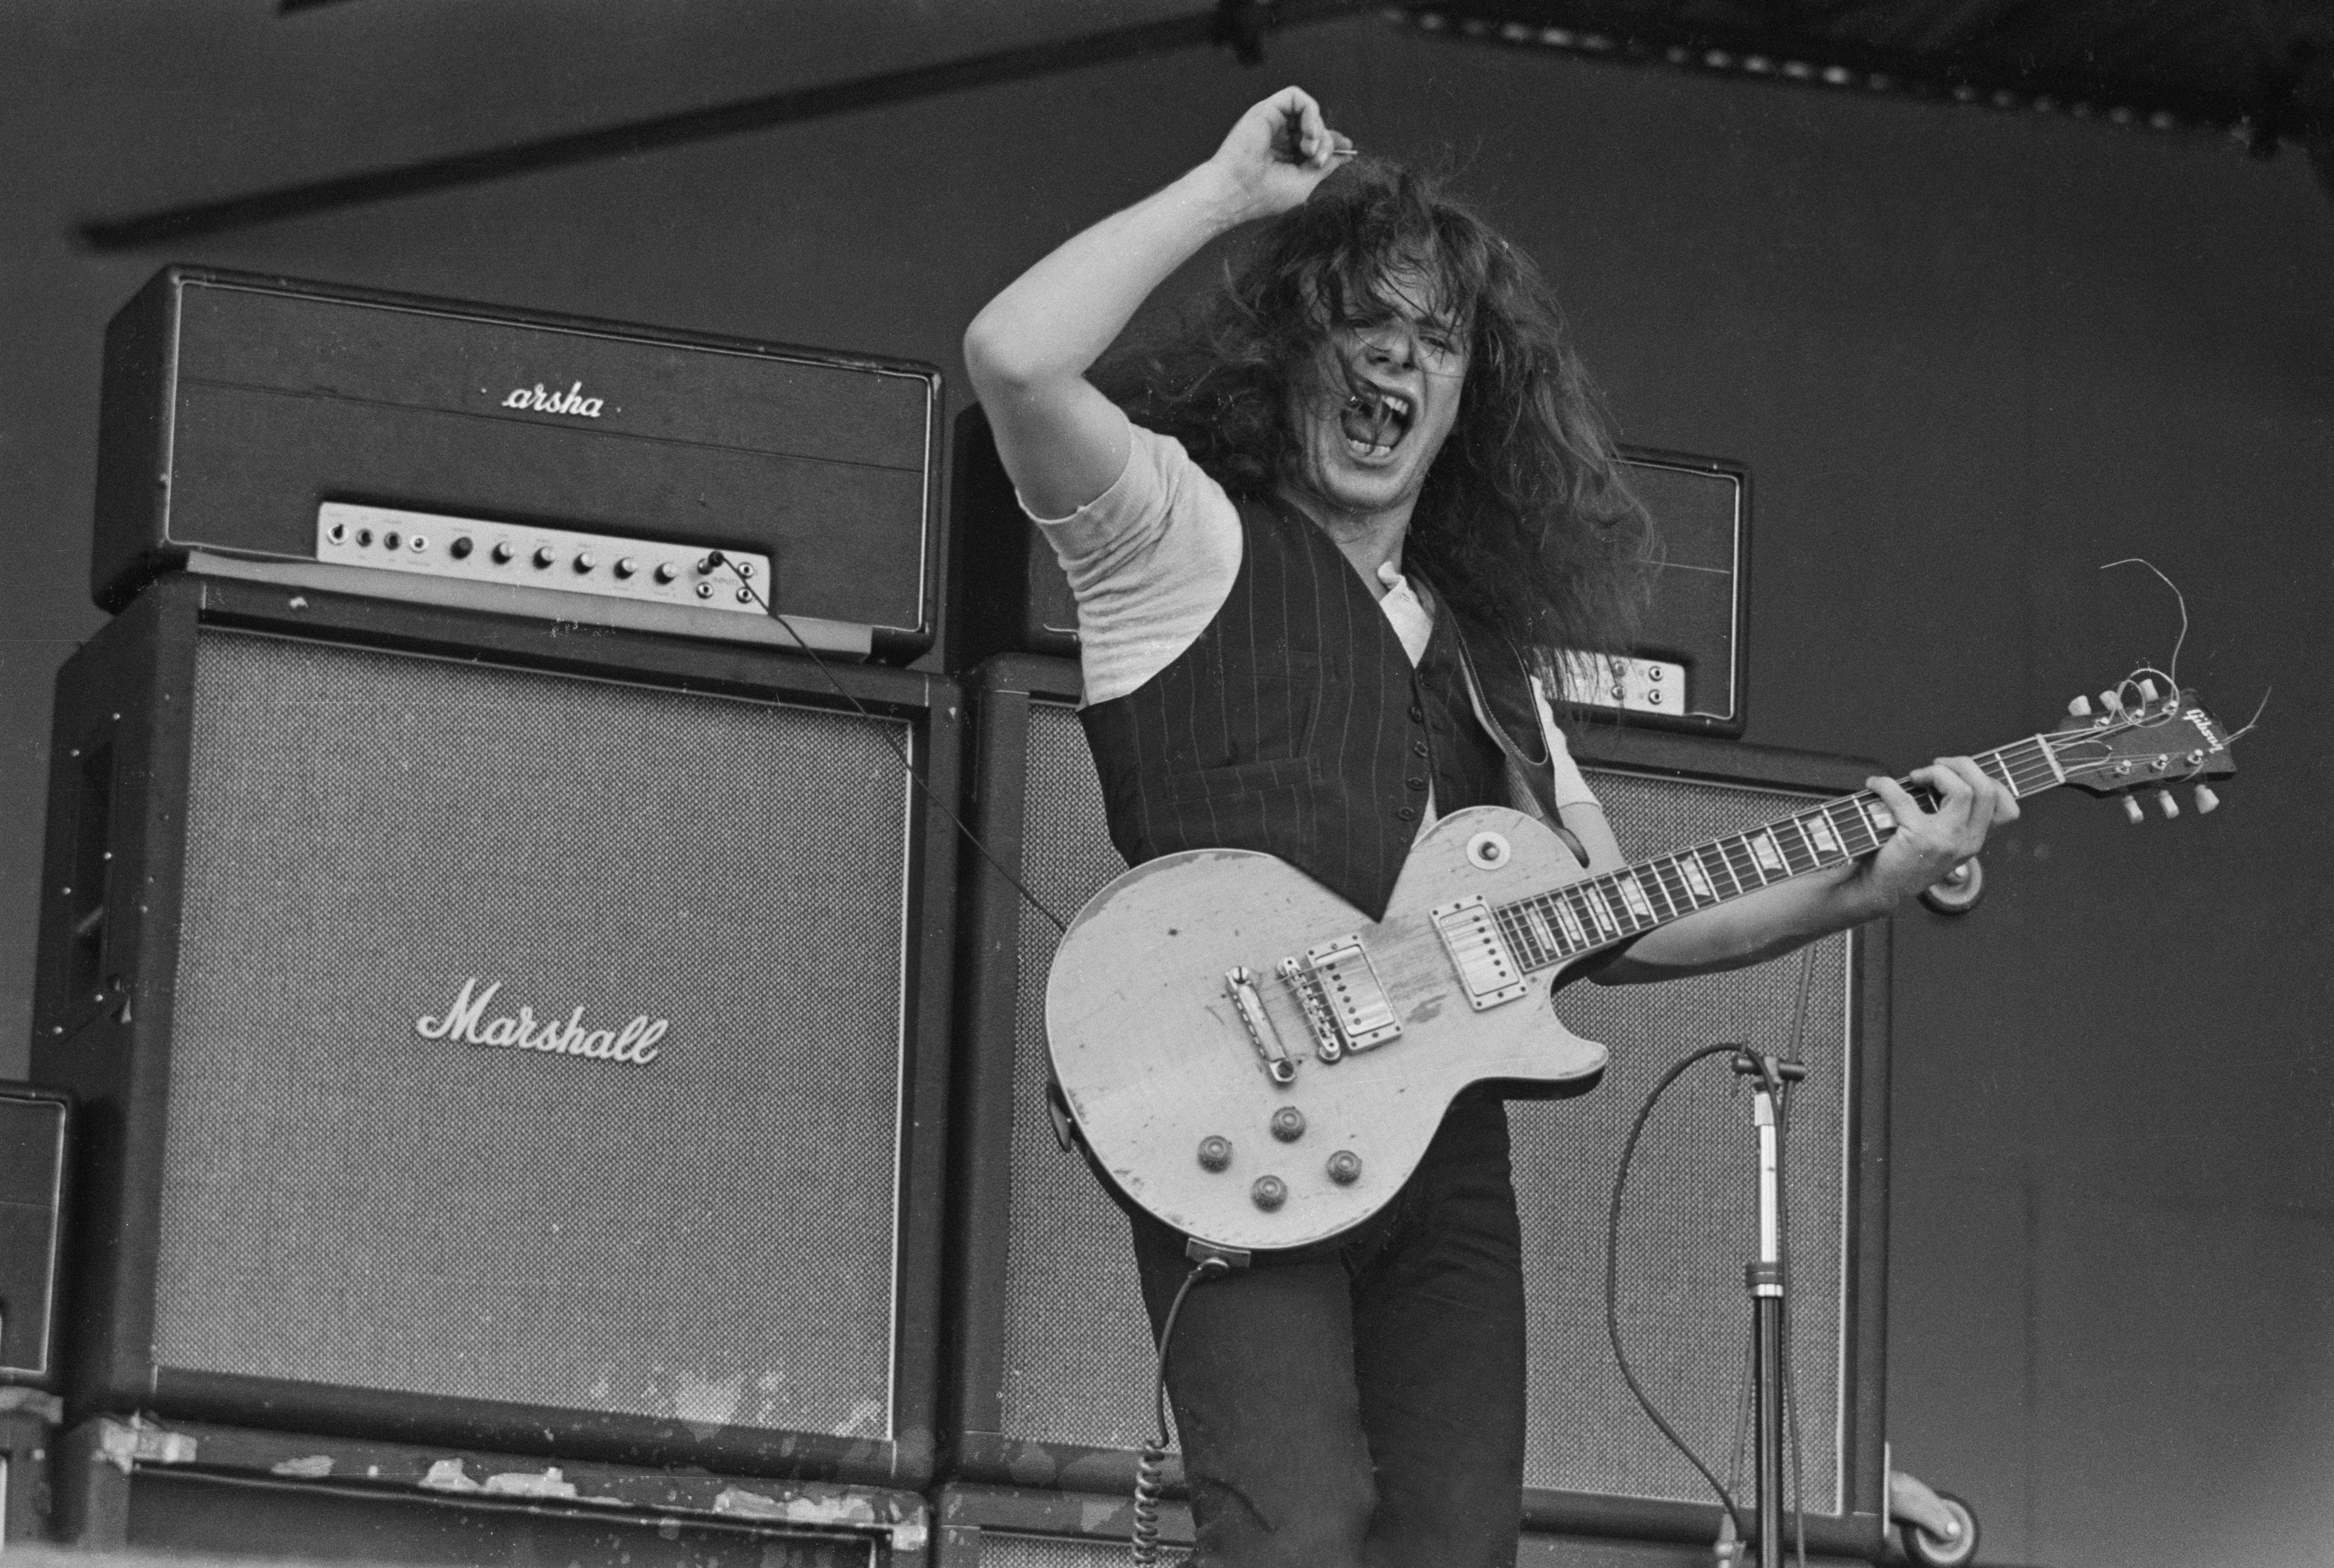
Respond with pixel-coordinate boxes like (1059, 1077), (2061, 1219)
(1046, 805), (1618, 1254)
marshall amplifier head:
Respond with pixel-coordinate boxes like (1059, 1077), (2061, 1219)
(94, 266), (944, 662)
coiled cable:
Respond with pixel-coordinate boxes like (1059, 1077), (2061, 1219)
(1131, 1256), (1230, 1564)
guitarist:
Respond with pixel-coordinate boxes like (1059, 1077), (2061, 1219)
(963, 86), (2016, 1568)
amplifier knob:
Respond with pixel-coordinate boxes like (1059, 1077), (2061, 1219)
(450, 537), (474, 560)
(533, 545), (556, 569)
(382, 530), (401, 551)
(655, 562), (678, 584)
(492, 541), (515, 564)
(614, 557), (637, 579)
(573, 552), (596, 574)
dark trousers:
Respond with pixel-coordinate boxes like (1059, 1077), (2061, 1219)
(1126, 1091), (1528, 1568)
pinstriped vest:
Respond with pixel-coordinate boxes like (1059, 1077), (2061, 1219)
(1079, 498), (1558, 922)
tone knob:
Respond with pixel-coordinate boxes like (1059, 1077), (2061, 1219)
(1196, 1136), (1232, 1172)
(1251, 1176), (1287, 1211)
(1269, 1107), (1305, 1143)
(532, 545), (556, 569)
(1326, 1150), (1362, 1185)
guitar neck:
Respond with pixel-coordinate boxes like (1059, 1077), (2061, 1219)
(1494, 734), (2066, 971)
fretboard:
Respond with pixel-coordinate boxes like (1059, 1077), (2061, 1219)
(1494, 734), (2064, 971)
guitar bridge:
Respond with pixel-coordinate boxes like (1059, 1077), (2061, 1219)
(1430, 896), (1530, 1010)
(1297, 936), (1401, 1053)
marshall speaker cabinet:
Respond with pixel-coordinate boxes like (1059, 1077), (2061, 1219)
(32, 575), (960, 1484)
(945, 657), (1887, 1557)
(94, 267), (943, 661)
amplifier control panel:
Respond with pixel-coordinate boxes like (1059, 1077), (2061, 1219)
(316, 504), (773, 619)
(1554, 650), (1690, 716)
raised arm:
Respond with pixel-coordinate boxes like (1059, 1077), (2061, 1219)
(962, 87), (1353, 519)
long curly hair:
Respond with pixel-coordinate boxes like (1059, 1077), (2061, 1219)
(1101, 156), (1654, 668)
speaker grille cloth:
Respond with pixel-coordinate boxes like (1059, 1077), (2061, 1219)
(153, 629), (915, 1439)
(998, 706), (1856, 1509)
(1510, 770), (1850, 1511)
(997, 704), (1162, 1452)
(980, 1537), (1187, 1568)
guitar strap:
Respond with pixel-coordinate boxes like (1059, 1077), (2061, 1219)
(1447, 617), (1593, 870)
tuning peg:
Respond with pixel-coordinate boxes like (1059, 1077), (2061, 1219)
(2099, 689), (2124, 714)
(2194, 784), (2220, 814)
(2156, 788), (2180, 819)
(2122, 796), (2145, 824)
(2138, 678), (2161, 705)
(2066, 694), (2092, 717)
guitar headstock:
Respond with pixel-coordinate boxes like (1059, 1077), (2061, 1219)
(2047, 675), (2236, 820)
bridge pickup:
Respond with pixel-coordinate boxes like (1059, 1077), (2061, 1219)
(1300, 936), (1401, 1052)
(1430, 896), (1530, 1010)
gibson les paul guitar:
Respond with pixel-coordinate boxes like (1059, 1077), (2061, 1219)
(1047, 679), (2237, 1254)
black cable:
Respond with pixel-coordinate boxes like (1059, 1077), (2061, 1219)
(709, 552), (1070, 934)
(1132, 1257), (1229, 1564)
(1606, 1042), (1753, 1544)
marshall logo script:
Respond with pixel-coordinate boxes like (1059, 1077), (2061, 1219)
(501, 380), (606, 418)
(416, 978), (667, 1064)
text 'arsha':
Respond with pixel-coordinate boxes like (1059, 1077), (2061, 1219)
(502, 381), (605, 418)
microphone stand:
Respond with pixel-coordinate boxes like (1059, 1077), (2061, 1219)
(1732, 1048), (1807, 1566)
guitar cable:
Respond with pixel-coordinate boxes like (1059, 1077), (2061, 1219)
(713, 554), (1206, 1562)
(705, 552), (1070, 934)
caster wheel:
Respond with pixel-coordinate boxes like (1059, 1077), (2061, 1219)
(1899, 1490), (1979, 1568)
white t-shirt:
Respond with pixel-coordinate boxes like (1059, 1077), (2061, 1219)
(1024, 423), (1598, 811)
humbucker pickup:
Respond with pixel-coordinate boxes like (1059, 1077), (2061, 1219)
(1430, 897), (1530, 1010)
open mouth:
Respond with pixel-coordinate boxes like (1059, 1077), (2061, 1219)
(1340, 385), (1413, 460)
